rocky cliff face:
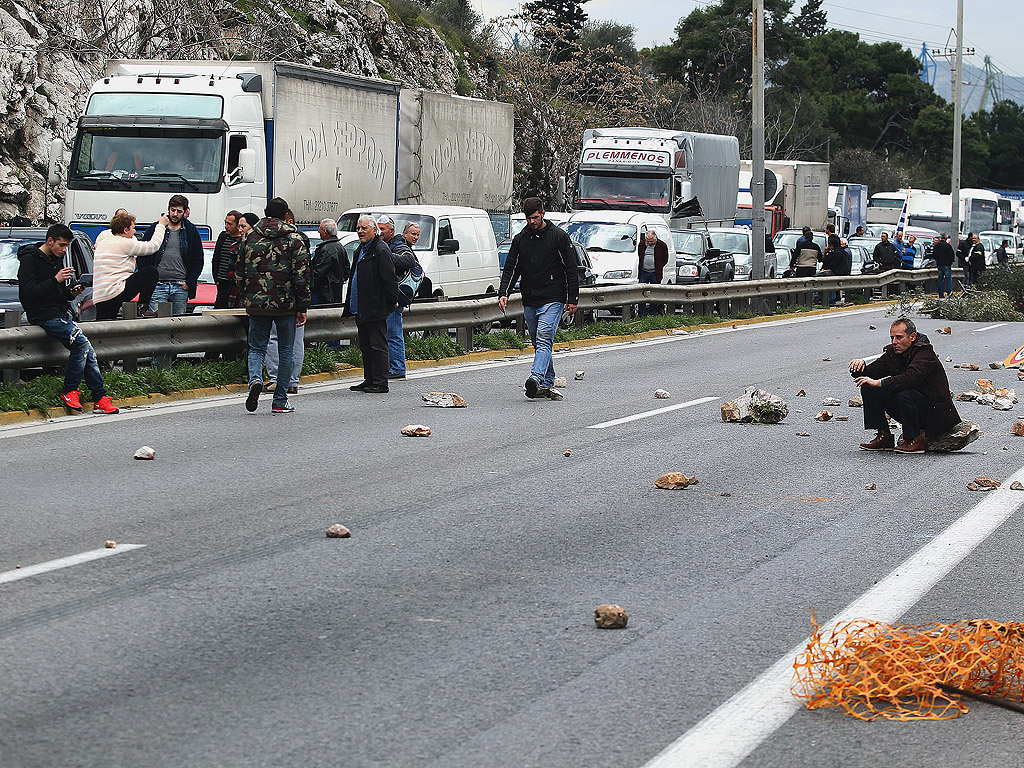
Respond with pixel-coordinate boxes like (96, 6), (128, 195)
(0, 0), (467, 222)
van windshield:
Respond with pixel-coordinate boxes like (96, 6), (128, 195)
(564, 222), (637, 252)
(338, 213), (436, 251)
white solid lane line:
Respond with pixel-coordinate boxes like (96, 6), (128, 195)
(587, 397), (719, 429)
(973, 323), (1005, 333)
(642, 463), (1024, 768)
(0, 544), (145, 585)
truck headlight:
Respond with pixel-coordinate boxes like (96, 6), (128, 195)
(678, 264), (698, 277)
(603, 270), (632, 279)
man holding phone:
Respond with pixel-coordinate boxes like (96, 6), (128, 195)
(17, 224), (119, 414)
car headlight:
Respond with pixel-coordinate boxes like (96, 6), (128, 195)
(678, 264), (698, 277)
(735, 263), (750, 274)
(603, 270), (633, 279)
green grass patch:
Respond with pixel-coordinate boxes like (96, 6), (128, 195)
(473, 329), (528, 350)
(405, 334), (465, 360)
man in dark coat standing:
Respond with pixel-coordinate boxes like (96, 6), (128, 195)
(636, 229), (669, 316)
(849, 318), (961, 454)
(346, 214), (398, 394)
(932, 234), (956, 297)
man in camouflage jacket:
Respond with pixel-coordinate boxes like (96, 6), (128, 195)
(234, 197), (311, 414)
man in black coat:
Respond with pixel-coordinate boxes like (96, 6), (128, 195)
(498, 197), (579, 401)
(932, 234), (956, 297)
(345, 215), (398, 393)
(849, 317), (961, 454)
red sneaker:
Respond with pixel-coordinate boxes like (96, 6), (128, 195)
(60, 390), (83, 412)
(93, 396), (119, 415)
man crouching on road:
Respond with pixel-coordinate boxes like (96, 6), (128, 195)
(849, 317), (961, 454)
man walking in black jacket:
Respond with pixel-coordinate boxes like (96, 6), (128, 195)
(498, 198), (579, 400)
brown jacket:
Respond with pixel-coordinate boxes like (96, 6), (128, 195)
(863, 333), (961, 436)
(637, 237), (669, 282)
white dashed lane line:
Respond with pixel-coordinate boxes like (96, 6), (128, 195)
(0, 545), (145, 585)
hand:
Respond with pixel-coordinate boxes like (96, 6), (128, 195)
(566, 304), (577, 314)
(55, 267), (75, 281)
(497, 296), (508, 312)
(296, 311), (307, 327)
(854, 376), (880, 387)
(157, 213), (170, 227)
(849, 358), (865, 373)
(178, 282), (187, 288)
(70, 284), (85, 296)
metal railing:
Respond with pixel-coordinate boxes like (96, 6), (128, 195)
(0, 268), (946, 376)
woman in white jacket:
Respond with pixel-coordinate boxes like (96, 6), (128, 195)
(93, 211), (169, 320)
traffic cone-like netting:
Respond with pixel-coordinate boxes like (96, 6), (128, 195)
(792, 617), (1024, 720)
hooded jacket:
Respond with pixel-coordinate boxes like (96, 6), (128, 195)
(862, 332), (962, 436)
(499, 221), (579, 307)
(234, 218), (311, 315)
(17, 243), (75, 324)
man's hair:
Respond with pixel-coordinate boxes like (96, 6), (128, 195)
(357, 214), (377, 230)
(168, 194), (189, 210)
(46, 223), (74, 242)
(522, 197), (544, 217)
(226, 210), (242, 224)
(825, 224), (835, 234)
(265, 197), (289, 219)
(1003, 239), (1010, 246)
(110, 211), (136, 235)
(891, 317), (917, 335)
(242, 212), (259, 227)
(802, 226), (812, 235)
(403, 222), (420, 234)
(320, 219), (337, 237)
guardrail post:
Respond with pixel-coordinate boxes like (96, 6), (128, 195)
(455, 324), (473, 353)
(153, 302), (174, 370)
(120, 301), (141, 372)
(2, 310), (21, 387)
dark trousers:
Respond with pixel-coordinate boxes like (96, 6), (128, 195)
(213, 280), (235, 309)
(862, 386), (929, 441)
(357, 318), (388, 387)
(95, 267), (159, 320)
(794, 266), (816, 277)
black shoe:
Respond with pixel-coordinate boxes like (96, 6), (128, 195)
(245, 380), (262, 412)
(363, 384), (389, 393)
(525, 377), (540, 398)
(388, 373), (406, 380)
(350, 381), (370, 391)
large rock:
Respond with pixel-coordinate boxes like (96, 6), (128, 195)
(722, 387), (789, 424)
(594, 605), (628, 629)
(924, 421), (981, 452)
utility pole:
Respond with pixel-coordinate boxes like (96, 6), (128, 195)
(751, 0), (766, 283)
(950, 0), (964, 253)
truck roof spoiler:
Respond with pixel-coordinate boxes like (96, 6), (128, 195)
(78, 115), (230, 131)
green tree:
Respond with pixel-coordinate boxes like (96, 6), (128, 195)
(427, 0), (482, 39)
(909, 103), (989, 187)
(793, 0), (826, 37)
(972, 100), (1024, 189)
(522, 0), (590, 60)
(580, 20), (637, 64)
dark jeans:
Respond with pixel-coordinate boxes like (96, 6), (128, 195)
(937, 265), (953, 296)
(357, 318), (389, 387)
(37, 317), (107, 399)
(213, 280), (236, 309)
(95, 267), (159, 320)
(862, 386), (929, 441)
(794, 266), (816, 277)
(637, 269), (662, 316)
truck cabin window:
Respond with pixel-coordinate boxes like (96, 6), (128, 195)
(576, 173), (670, 210)
(72, 128), (224, 184)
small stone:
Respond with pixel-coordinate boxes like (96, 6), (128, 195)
(968, 364), (981, 371)
(575, 371), (585, 380)
(654, 389), (670, 399)
(937, 327), (951, 334)
(720, 492), (731, 497)
(564, 449), (572, 457)
(1011, 421), (1024, 436)
(947, 356), (953, 362)
(796, 390), (806, 397)
(835, 415), (849, 421)
(967, 482), (982, 491)
(976, 379), (995, 394)
(822, 357), (832, 362)
(990, 361), (1004, 370)
(796, 432), (811, 437)
(869, 325), (876, 330)
(1011, 481), (1024, 491)
(594, 604), (629, 629)
(401, 424), (432, 437)
(721, 402), (741, 422)
(133, 446), (156, 460)
(821, 397), (841, 406)
(421, 392), (467, 408)
(655, 472), (698, 489)
(1002, 446), (1010, 451)
(993, 398), (1015, 411)
(865, 483), (876, 490)
(957, 391), (980, 402)
(973, 476), (1001, 489)
(815, 410), (834, 422)
(1018, 369), (1024, 381)
(326, 524), (352, 538)
(104, 540), (116, 548)
(552, 377), (567, 388)
(848, 396), (863, 407)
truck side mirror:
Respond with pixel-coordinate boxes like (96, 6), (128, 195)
(439, 238), (460, 254)
(843, 221), (850, 235)
(236, 148), (257, 184)
(48, 138), (64, 187)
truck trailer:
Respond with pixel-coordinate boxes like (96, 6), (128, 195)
(827, 183), (867, 236)
(738, 160), (829, 233)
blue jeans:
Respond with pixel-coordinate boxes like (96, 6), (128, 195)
(247, 315), (296, 407)
(523, 301), (562, 387)
(266, 321), (305, 388)
(149, 282), (189, 315)
(638, 269), (660, 316)
(937, 265), (953, 296)
(386, 306), (406, 375)
(37, 317), (106, 399)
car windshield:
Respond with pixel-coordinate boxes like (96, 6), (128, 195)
(564, 222), (637, 252)
(0, 239), (36, 280)
(337, 213), (437, 251)
(708, 232), (750, 254)
(774, 232), (827, 250)
(672, 231), (703, 256)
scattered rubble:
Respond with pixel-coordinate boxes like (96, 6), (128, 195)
(869, 325), (876, 330)
(990, 361), (1004, 370)
(104, 540), (116, 548)
(865, 483), (876, 490)
(133, 446), (156, 460)
(946, 356), (953, 362)
(575, 371), (585, 380)
(924, 421), (981, 452)
(1011, 481), (1024, 491)
(1011, 421), (1024, 436)
(835, 415), (849, 421)
(655, 473), (699, 489)
(936, 327), (952, 335)
(552, 377), (567, 388)
(654, 389), (670, 399)
(957, 391), (980, 402)
(721, 387), (789, 424)
(564, 449), (572, 457)
(823, 357), (832, 362)
(821, 397), (841, 406)
(1019, 369), (1024, 381)
(993, 398), (1015, 411)
(796, 432), (811, 437)
(401, 424), (432, 437)
(326, 524), (352, 538)
(796, 390), (806, 397)
(422, 392), (467, 408)
(815, 411), (834, 422)
(848, 396), (863, 408)
(594, 604), (629, 629)
(973, 477), (1001, 490)
(976, 379), (995, 394)
(953, 363), (981, 371)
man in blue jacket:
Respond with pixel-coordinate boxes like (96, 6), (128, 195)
(498, 197), (579, 401)
(139, 193), (204, 315)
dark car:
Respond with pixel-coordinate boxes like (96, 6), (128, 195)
(671, 230), (735, 284)
(0, 227), (96, 323)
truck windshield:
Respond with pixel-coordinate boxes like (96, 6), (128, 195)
(575, 173), (670, 211)
(337, 213), (437, 251)
(966, 199), (997, 234)
(564, 222), (637, 253)
(70, 127), (224, 186)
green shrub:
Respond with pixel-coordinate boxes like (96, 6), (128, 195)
(405, 334), (464, 360)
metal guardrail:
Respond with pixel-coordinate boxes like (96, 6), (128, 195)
(0, 268), (947, 374)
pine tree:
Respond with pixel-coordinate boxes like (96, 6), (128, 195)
(794, 0), (827, 38)
(523, 0), (591, 61)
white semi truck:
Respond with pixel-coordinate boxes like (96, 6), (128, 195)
(53, 61), (514, 240)
(572, 127), (740, 229)
(738, 160), (829, 233)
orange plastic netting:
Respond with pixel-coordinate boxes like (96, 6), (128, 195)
(791, 617), (1024, 720)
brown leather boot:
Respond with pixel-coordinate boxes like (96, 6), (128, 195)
(859, 431), (895, 451)
(893, 433), (925, 454)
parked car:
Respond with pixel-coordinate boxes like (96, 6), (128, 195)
(0, 227), (96, 322)
(706, 227), (772, 280)
(979, 231), (1022, 265)
(671, 230), (735, 284)
(564, 210), (676, 286)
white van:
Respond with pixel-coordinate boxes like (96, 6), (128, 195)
(563, 211), (676, 285)
(338, 205), (500, 299)
(510, 211), (571, 235)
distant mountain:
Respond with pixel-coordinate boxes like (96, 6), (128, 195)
(929, 59), (1024, 114)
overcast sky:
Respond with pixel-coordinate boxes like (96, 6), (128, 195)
(476, 0), (1023, 84)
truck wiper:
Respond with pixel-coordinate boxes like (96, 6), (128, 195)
(142, 173), (201, 191)
(618, 198), (658, 211)
(576, 198), (613, 206)
(77, 171), (132, 189)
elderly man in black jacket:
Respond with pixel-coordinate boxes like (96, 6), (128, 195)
(346, 215), (398, 394)
(498, 197), (579, 401)
(849, 317), (961, 454)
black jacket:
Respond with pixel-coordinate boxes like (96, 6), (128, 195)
(311, 235), (350, 305)
(139, 218), (205, 298)
(932, 240), (955, 266)
(862, 333), (961, 436)
(211, 232), (241, 282)
(499, 221), (579, 307)
(17, 243), (75, 324)
(345, 235), (398, 324)
(872, 240), (899, 269)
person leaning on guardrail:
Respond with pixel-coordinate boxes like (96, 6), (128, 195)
(16, 224), (120, 415)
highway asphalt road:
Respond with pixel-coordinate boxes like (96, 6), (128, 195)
(2, 308), (1024, 768)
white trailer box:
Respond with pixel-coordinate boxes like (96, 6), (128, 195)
(741, 160), (829, 231)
